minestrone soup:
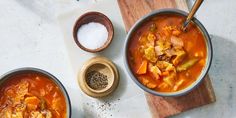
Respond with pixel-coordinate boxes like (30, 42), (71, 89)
(128, 14), (207, 92)
(0, 73), (67, 118)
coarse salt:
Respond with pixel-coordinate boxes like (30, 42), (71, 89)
(77, 22), (108, 50)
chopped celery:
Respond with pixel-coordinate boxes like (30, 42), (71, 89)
(177, 58), (199, 72)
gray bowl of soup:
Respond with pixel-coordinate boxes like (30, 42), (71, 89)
(124, 9), (212, 97)
(0, 67), (71, 117)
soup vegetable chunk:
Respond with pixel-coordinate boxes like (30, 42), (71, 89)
(0, 73), (67, 118)
(128, 14), (207, 92)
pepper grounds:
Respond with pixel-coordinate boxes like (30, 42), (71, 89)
(86, 71), (108, 90)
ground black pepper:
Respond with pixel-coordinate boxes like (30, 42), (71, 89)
(86, 71), (108, 90)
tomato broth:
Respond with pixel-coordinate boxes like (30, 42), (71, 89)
(128, 14), (206, 92)
(0, 73), (67, 118)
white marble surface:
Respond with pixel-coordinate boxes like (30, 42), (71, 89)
(0, 0), (236, 118)
(58, 0), (151, 118)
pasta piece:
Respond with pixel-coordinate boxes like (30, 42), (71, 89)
(138, 35), (147, 45)
(141, 77), (150, 86)
(30, 111), (44, 118)
(15, 80), (29, 105)
(146, 82), (157, 89)
(0, 107), (12, 118)
(17, 80), (29, 96)
(154, 46), (164, 56)
(173, 79), (185, 91)
(163, 72), (176, 87)
(165, 48), (176, 57)
(12, 112), (23, 118)
(52, 98), (64, 114)
(158, 83), (168, 89)
(45, 111), (52, 118)
(41, 110), (52, 118)
(171, 36), (184, 47)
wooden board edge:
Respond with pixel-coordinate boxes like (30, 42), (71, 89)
(117, 0), (131, 32)
(175, 0), (189, 12)
(202, 75), (217, 102)
(145, 75), (216, 118)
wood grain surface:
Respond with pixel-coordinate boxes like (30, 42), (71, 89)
(117, 0), (216, 117)
(118, 0), (188, 31)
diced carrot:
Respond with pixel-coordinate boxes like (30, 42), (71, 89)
(194, 51), (204, 57)
(25, 96), (40, 110)
(136, 60), (148, 74)
(161, 71), (169, 76)
(25, 96), (40, 105)
(27, 104), (37, 110)
(199, 59), (205, 66)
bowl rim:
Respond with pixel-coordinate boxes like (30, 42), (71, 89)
(73, 11), (114, 53)
(0, 67), (72, 118)
(124, 8), (213, 97)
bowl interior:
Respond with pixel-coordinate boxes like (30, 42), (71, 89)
(73, 11), (114, 53)
(0, 68), (72, 117)
(83, 62), (115, 93)
(124, 9), (212, 97)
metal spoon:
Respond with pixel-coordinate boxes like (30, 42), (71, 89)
(182, 0), (204, 31)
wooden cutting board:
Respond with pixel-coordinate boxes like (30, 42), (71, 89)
(117, 0), (216, 117)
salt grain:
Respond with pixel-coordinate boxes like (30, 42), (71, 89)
(77, 22), (108, 50)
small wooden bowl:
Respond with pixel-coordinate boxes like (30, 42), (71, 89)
(78, 56), (119, 98)
(73, 12), (114, 53)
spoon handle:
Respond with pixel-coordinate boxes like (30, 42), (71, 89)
(187, 0), (204, 21)
(183, 0), (204, 30)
